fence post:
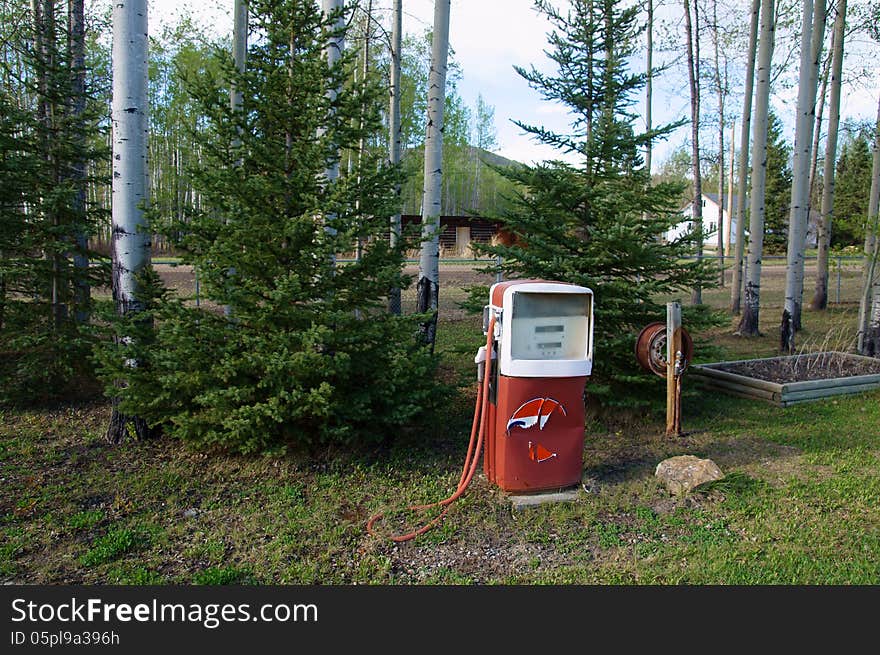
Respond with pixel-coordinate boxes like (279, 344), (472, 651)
(666, 301), (683, 438)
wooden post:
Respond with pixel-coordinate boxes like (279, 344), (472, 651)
(666, 302), (683, 437)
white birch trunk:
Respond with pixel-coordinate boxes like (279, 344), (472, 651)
(812, 0), (845, 311)
(388, 0), (403, 314)
(111, 0), (150, 319)
(731, 0), (760, 315)
(417, 0), (451, 348)
(107, 0), (151, 442)
(781, 0), (826, 351)
(713, 0), (725, 286)
(725, 122), (735, 256)
(857, 93), (880, 354)
(737, 0), (776, 336)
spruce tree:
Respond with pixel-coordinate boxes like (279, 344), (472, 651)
(470, 0), (715, 401)
(832, 132), (873, 247)
(0, 1), (108, 404)
(95, 0), (439, 453)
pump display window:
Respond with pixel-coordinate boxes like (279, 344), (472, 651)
(510, 292), (591, 361)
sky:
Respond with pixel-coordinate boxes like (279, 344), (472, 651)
(149, 0), (880, 171)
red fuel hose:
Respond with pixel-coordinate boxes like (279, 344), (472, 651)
(366, 315), (496, 542)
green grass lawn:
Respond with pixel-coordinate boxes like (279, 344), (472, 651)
(2, 282), (879, 584)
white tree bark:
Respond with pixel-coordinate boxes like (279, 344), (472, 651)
(107, 0), (151, 442)
(417, 0), (451, 348)
(781, 0), (826, 350)
(712, 0), (725, 286)
(731, 0), (760, 315)
(725, 122), (735, 256)
(812, 0), (845, 311)
(737, 0), (776, 336)
(857, 93), (880, 355)
(111, 0), (150, 319)
(388, 0), (403, 314)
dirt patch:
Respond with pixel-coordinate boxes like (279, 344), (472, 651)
(715, 352), (880, 384)
(414, 263), (496, 289)
(383, 539), (578, 583)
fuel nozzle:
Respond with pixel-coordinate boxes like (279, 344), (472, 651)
(475, 345), (495, 382)
(481, 305), (492, 334)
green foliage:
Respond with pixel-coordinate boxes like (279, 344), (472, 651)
(95, 0), (442, 453)
(467, 0), (719, 404)
(831, 128), (874, 247)
(0, 2), (110, 404)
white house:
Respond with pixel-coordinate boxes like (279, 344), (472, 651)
(667, 192), (739, 252)
(666, 192), (820, 252)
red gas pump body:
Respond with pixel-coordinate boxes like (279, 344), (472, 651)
(483, 280), (593, 492)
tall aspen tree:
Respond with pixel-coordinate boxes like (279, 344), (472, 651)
(737, 0), (776, 336)
(106, 0), (151, 443)
(417, 0), (451, 349)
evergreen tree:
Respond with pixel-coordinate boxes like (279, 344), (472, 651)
(763, 111), (793, 253)
(832, 131), (873, 247)
(0, 1), (108, 404)
(95, 0), (440, 453)
(469, 0), (715, 401)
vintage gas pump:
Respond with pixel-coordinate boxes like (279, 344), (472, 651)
(367, 279), (593, 541)
(476, 280), (594, 492)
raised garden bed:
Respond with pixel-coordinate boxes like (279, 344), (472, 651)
(691, 351), (880, 407)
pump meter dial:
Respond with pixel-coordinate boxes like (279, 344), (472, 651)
(635, 322), (694, 377)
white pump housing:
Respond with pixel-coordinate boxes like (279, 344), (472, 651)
(489, 282), (594, 378)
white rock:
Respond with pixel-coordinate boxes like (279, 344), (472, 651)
(655, 455), (724, 495)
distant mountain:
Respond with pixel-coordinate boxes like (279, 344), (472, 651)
(398, 146), (524, 216)
(472, 147), (522, 170)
